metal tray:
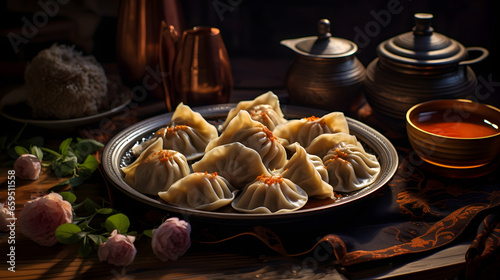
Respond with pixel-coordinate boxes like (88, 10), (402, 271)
(102, 104), (398, 223)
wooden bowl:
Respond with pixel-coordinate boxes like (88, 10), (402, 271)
(406, 99), (500, 169)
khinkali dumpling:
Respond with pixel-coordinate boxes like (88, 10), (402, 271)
(133, 150), (190, 195)
(122, 137), (164, 187)
(305, 133), (358, 159)
(279, 144), (335, 200)
(206, 110), (287, 170)
(231, 175), (308, 214)
(273, 112), (349, 148)
(323, 142), (381, 192)
(218, 91), (287, 132)
(192, 142), (271, 189)
(158, 172), (237, 211)
(156, 103), (218, 160)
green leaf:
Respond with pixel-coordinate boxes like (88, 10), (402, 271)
(55, 223), (84, 244)
(78, 235), (92, 257)
(60, 192), (77, 204)
(76, 139), (104, 160)
(78, 155), (99, 177)
(59, 138), (73, 156)
(143, 229), (153, 238)
(75, 211), (97, 231)
(105, 213), (130, 234)
(30, 145), (44, 161)
(14, 146), (29, 156)
(83, 197), (102, 214)
(52, 155), (78, 177)
(67, 148), (78, 159)
(47, 177), (85, 193)
(40, 147), (62, 158)
(72, 197), (98, 211)
(88, 234), (107, 246)
(95, 208), (114, 215)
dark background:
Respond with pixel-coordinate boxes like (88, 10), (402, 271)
(1, 0), (499, 105)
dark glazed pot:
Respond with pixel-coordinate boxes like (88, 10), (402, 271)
(364, 13), (489, 122)
(281, 19), (366, 113)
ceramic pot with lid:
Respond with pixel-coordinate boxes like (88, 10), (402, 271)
(281, 19), (366, 113)
(364, 13), (489, 122)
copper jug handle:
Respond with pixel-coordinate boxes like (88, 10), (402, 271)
(459, 47), (489, 66)
(159, 20), (180, 111)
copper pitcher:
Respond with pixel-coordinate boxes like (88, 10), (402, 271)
(116, 0), (184, 99)
(160, 24), (233, 111)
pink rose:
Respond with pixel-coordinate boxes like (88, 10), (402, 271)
(152, 217), (191, 262)
(14, 154), (41, 180)
(98, 229), (137, 266)
(19, 193), (72, 246)
(0, 203), (15, 232)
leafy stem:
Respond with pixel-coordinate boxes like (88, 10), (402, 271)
(12, 136), (104, 191)
(55, 194), (132, 257)
(40, 147), (62, 158)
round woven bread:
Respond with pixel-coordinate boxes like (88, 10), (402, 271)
(24, 44), (108, 119)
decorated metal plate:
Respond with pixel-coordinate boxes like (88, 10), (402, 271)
(102, 104), (398, 222)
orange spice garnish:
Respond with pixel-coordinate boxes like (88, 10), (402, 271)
(324, 149), (349, 164)
(157, 125), (189, 136)
(304, 116), (320, 121)
(203, 171), (218, 177)
(333, 148), (349, 164)
(334, 149), (348, 159)
(145, 150), (178, 163)
(251, 112), (270, 123)
(262, 126), (277, 141)
(256, 174), (284, 185)
(166, 125), (189, 135)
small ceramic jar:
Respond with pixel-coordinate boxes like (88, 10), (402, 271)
(281, 19), (366, 113)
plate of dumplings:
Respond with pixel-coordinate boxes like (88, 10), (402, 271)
(102, 91), (398, 222)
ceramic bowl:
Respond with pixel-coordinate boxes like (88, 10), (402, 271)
(406, 99), (500, 169)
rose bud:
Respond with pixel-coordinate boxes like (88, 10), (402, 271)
(98, 229), (137, 266)
(19, 192), (72, 246)
(14, 154), (42, 180)
(0, 203), (15, 232)
(152, 217), (191, 262)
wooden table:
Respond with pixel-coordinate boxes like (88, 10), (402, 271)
(0, 165), (471, 280)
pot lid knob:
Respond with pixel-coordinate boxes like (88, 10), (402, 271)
(376, 13), (470, 66)
(413, 13), (434, 36)
(293, 18), (357, 57)
(318, 19), (332, 39)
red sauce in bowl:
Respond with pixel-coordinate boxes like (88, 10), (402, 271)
(412, 109), (500, 138)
